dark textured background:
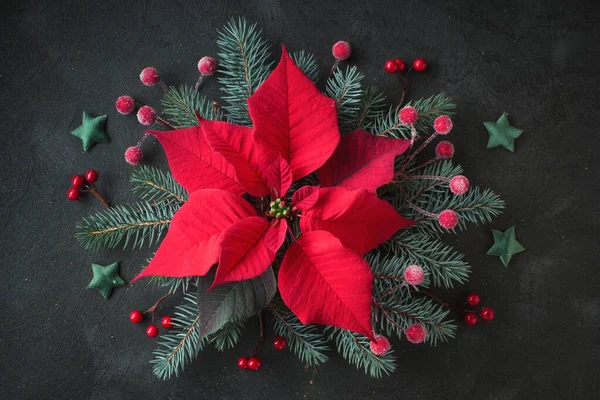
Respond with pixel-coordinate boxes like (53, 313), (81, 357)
(1, 0), (599, 399)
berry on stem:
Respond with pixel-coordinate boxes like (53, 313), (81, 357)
(464, 312), (478, 326)
(438, 209), (458, 229)
(67, 187), (80, 201)
(435, 141), (455, 159)
(129, 310), (144, 324)
(384, 59), (398, 73)
(71, 175), (85, 188)
(369, 334), (391, 355)
(466, 293), (481, 307)
(237, 356), (249, 369)
(247, 356), (261, 371)
(403, 264), (425, 285)
(405, 324), (427, 344)
(137, 105), (156, 126)
(115, 95), (136, 115)
(140, 67), (160, 86)
(85, 169), (98, 183)
(394, 58), (406, 72)
(161, 316), (174, 329)
(398, 106), (419, 125)
(124, 146), (144, 165)
(480, 307), (495, 321)
(332, 41), (352, 60)
(433, 115), (453, 135)
(146, 324), (159, 338)
(198, 56), (217, 76)
(449, 175), (470, 195)
(273, 336), (287, 350)
(413, 58), (428, 72)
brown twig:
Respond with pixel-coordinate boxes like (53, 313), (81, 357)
(145, 292), (173, 314)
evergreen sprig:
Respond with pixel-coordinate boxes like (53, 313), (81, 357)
(369, 252), (432, 301)
(326, 66), (364, 133)
(212, 321), (245, 351)
(131, 166), (188, 204)
(161, 85), (223, 128)
(147, 275), (196, 294)
(355, 86), (387, 130)
(291, 50), (319, 83)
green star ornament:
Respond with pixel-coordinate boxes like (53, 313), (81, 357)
(71, 112), (108, 151)
(486, 226), (525, 266)
(483, 113), (523, 152)
(87, 262), (126, 299)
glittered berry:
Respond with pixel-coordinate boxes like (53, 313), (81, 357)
(398, 106), (419, 125)
(247, 356), (261, 371)
(433, 115), (453, 135)
(435, 141), (455, 159)
(464, 312), (478, 326)
(369, 334), (391, 355)
(273, 336), (287, 350)
(146, 324), (159, 338)
(405, 324), (427, 344)
(140, 67), (160, 86)
(161, 316), (174, 329)
(384, 59), (398, 73)
(198, 56), (217, 76)
(449, 175), (470, 195)
(124, 146), (144, 165)
(413, 58), (427, 72)
(71, 175), (85, 188)
(480, 307), (495, 321)
(137, 105), (156, 126)
(115, 95), (136, 115)
(332, 41), (352, 60)
(237, 356), (249, 369)
(394, 58), (406, 72)
(438, 209), (458, 229)
(466, 293), (480, 307)
(404, 264), (425, 285)
(67, 187), (80, 201)
(85, 169), (98, 183)
(129, 310), (144, 324)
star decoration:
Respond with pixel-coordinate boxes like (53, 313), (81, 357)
(71, 112), (108, 151)
(483, 113), (523, 152)
(486, 226), (525, 266)
(87, 262), (126, 299)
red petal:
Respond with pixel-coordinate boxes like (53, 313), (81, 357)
(278, 230), (374, 339)
(131, 190), (256, 281)
(248, 46), (340, 180)
(319, 129), (411, 193)
(264, 155), (292, 198)
(201, 119), (270, 197)
(292, 185), (320, 211)
(151, 127), (244, 195)
(212, 217), (287, 286)
(300, 187), (415, 255)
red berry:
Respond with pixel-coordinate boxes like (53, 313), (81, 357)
(161, 316), (174, 329)
(480, 307), (495, 321)
(124, 146), (144, 166)
(438, 209), (458, 229)
(403, 264), (425, 285)
(137, 105), (156, 126)
(433, 115), (453, 135)
(146, 324), (159, 338)
(464, 312), (478, 326)
(384, 59), (398, 73)
(369, 334), (391, 355)
(273, 336), (287, 350)
(435, 141), (455, 159)
(198, 56), (217, 76)
(67, 187), (80, 201)
(449, 175), (470, 195)
(129, 310), (144, 324)
(115, 95), (136, 115)
(85, 169), (98, 183)
(413, 58), (427, 72)
(247, 356), (261, 371)
(405, 324), (427, 344)
(394, 58), (406, 72)
(332, 41), (352, 60)
(466, 293), (480, 307)
(237, 356), (249, 369)
(71, 175), (85, 188)
(398, 106), (419, 125)
(140, 67), (160, 86)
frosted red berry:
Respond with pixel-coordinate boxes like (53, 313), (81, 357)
(115, 95), (136, 115)
(237, 356), (249, 369)
(67, 188), (80, 201)
(404, 264), (425, 285)
(369, 334), (391, 355)
(438, 209), (458, 229)
(140, 67), (160, 86)
(449, 175), (470, 195)
(433, 115), (453, 135)
(247, 356), (261, 371)
(146, 324), (159, 338)
(332, 41), (352, 60)
(198, 56), (217, 76)
(161, 316), (174, 329)
(464, 312), (478, 326)
(405, 324), (427, 344)
(466, 293), (480, 307)
(129, 310), (144, 324)
(435, 141), (455, 159)
(137, 105), (156, 126)
(273, 336), (287, 350)
(384, 59), (398, 73)
(124, 146), (144, 166)
(398, 106), (419, 125)
(480, 307), (495, 321)
(394, 58), (406, 72)
(71, 175), (85, 188)
(413, 58), (427, 72)
(85, 169), (98, 183)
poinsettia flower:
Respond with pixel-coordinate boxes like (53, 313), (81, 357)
(132, 46), (415, 339)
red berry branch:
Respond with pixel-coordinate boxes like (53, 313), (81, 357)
(67, 169), (110, 208)
(384, 57), (428, 105)
(129, 293), (174, 338)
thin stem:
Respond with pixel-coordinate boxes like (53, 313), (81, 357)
(414, 156), (441, 171)
(409, 175), (449, 182)
(329, 59), (340, 78)
(410, 290), (449, 308)
(404, 131), (439, 166)
(86, 184), (110, 209)
(156, 116), (176, 130)
(159, 80), (168, 93)
(194, 75), (204, 93)
(375, 282), (407, 302)
(135, 133), (149, 147)
(251, 312), (265, 357)
(145, 292), (173, 313)
(406, 201), (438, 218)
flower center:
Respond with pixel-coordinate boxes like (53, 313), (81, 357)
(268, 198), (291, 219)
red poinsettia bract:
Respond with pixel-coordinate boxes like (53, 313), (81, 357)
(132, 46), (415, 339)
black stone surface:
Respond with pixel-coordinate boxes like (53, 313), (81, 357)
(1, 0), (599, 399)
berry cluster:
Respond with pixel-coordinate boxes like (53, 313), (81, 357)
(384, 58), (428, 105)
(67, 169), (109, 208)
(129, 309), (174, 338)
(463, 293), (495, 326)
(237, 336), (287, 371)
(268, 198), (291, 219)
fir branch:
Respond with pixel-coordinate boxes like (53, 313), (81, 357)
(326, 327), (396, 378)
(368, 252), (432, 301)
(326, 66), (364, 133)
(131, 166), (188, 204)
(161, 84), (223, 128)
(147, 275), (196, 294)
(217, 17), (273, 125)
(212, 321), (246, 352)
(291, 50), (319, 83)
(270, 300), (329, 366)
(74, 202), (177, 251)
(356, 87), (387, 130)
